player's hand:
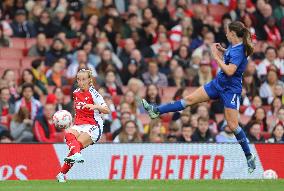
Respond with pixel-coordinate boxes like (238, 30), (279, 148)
(82, 104), (97, 110)
(214, 43), (226, 52)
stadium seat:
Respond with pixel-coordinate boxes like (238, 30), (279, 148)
(25, 38), (37, 49)
(62, 85), (72, 95)
(10, 38), (26, 49)
(0, 48), (24, 59)
(21, 57), (38, 69)
(208, 4), (229, 22)
(0, 58), (21, 69)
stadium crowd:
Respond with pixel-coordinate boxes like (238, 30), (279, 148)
(0, 0), (283, 144)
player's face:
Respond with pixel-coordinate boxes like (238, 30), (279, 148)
(77, 72), (90, 90)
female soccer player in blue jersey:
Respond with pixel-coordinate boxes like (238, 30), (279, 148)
(142, 21), (256, 173)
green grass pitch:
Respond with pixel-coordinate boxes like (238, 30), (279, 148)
(1, 180), (283, 191)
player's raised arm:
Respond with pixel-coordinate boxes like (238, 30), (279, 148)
(211, 44), (237, 76)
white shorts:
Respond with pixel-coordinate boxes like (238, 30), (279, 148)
(71, 124), (103, 143)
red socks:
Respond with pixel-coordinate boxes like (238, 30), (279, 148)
(61, 133), (84, 175)
(61, 152), (74, 174)
(65, 133), (84, 155)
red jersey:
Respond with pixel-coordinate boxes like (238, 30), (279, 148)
(73, 86), (106, 126)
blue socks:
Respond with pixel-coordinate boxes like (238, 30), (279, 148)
(157, 99), (187, 115)
(234, 126), (251, 158)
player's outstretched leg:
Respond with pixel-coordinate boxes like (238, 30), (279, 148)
(64, 131), (85, 164)
(225, 108), (256, 173)
(142, 86), (210, 119)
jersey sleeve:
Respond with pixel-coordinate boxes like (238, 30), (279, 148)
(90, 88), (107, 106)
(229, 47), (243, 67)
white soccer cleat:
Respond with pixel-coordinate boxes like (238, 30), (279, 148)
(64, 153), (85, 164)
(56, 172), (66, 183)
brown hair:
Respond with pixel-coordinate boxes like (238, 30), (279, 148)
(228, 21), (254, 56)
(118, 120), (142, 143)
(13, 107), (30, 123)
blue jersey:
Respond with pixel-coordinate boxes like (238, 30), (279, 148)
(214, 43), (248, 94)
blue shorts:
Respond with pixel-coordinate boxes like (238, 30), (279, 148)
(204, 81), (240, 110)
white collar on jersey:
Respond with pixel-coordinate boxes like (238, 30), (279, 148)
(232, 42), (243, 48)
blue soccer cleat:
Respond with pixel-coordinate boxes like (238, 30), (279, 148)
(247, 153), (256, 173)
(64, 153), (85, 164)
(141, 99), (160, 119)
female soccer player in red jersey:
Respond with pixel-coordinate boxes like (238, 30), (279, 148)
(56, 69), (110, 182)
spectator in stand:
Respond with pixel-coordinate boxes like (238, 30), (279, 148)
(177, 125), (193, 143)
(151, 0), (172, 28)
(118, 38), (136, 68)
(45, 38), (67, 67)
(69, 40), (98, 68)
(121, 90), (139, 115)
(31, 59), (48, 88)
(47, 60), (68, 87)
(269, 107), (284, 132)
(113, 120), (142, 143)
(257, 47), (284, 81)
(246, 107), (268, 133)
(83, 0), (101, 17)
(143, 118), (165, 143)
(267, 124), (284, 143)
(2, 69), (19, 102)
(103, 70), (123, 96)
(67, 49), (97, 79)
(53, 87), (73, 113)
(0, 87), (14, 129)
(0, 23), (10, 47)
(10, 107), (33, 142)
(0, 9), (13, 36)
(56, 32), (72, 52)
(216, 123), (238, 143)
(34, 10), (60, 38)
(263, 16), (282, 47)
(253, 1), (273, 40)
(191, 116), (214, 143)
(274, 83), (284, 104)
(173, 45), (191, 69)
(259, 66), (284, 104)
(15, 83), (42, 121)
(144, 84), (161, 107)
(192, 58), (213, 87)
(10, 9), (36, 38)
(28, 33), (49, 57)
(243, 95), (263, 117)
(168, 66), (188, 88)
(229, 0), (249, 21)
(142, 61), (168, 87)
(242, 71), (259, 102)
(192, 31), (215, 61)
(18, 69), (48, 100)
(247, 122), (265, 143)
(122, 13), (141, 39)
(267, 97), (282, 117)
(60, 14), (80, 39)
(33, 101), (64, 143)
(121, 59), (141, 85)
(127, 78), (144, 100)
